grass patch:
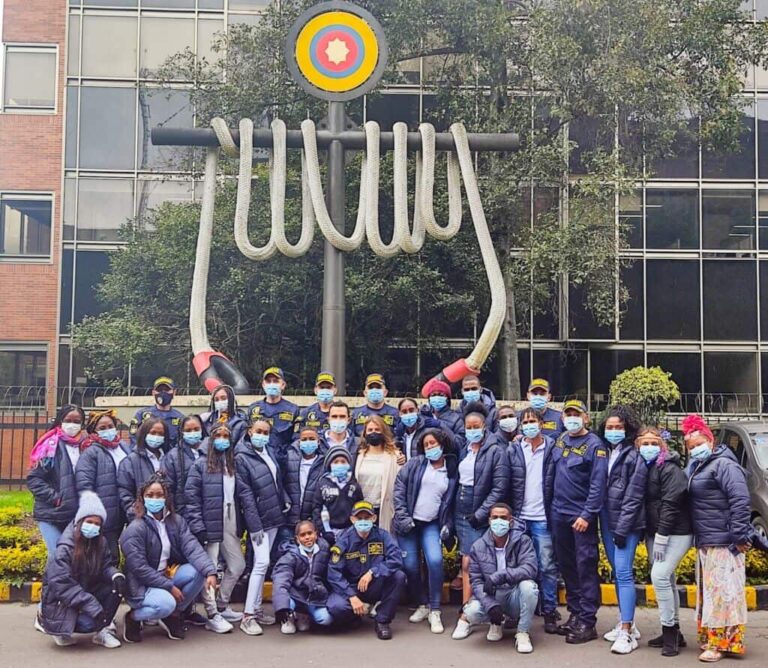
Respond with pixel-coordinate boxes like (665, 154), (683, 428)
(0, 490), (33, 513)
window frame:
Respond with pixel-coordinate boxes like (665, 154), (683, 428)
(0, 192), (55, 262)
(1, 43), (59, 114)
(0, 343), (49, 408)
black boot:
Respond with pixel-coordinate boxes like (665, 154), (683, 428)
(674, 623), (687, 648)
(650, 624), (687, 648)
(544, 612), (559, 634)
(661, 624), (679, 657)
(556, 612), (578, 636)
(566, 621), (598, 644)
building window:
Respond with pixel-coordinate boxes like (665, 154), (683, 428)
(2, 45), (57, 112)
(0, 196), (53, 259)
(646, 260), (700, 340)
(0, 348), (47, 407)
(703, 260), (757, 341)
(646, 189), (699, 250)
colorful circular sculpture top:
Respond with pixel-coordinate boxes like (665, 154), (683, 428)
(286, 1), (388, 102)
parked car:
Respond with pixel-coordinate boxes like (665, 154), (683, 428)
(712, 421), (768, 539)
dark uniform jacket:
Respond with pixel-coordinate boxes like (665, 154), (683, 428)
(644, 450), (692, 537)
(271, 539), (332, 611)
(351, 403), (400, 437)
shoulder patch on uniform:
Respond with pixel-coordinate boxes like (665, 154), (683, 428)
(368, 542), (383, 555)
(383, 416), (394, 425)
(596, 448), (607, 458)
(345, 551), (360, 560)
(355, 415), (366, 424)
(279, 412), (294, 421)
(330, 546), (341, 563)
(542, 421), (556, 430)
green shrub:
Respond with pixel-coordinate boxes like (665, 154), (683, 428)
(609, 366), (681, 425)
(0, 507), (24, 526)
(0, 543), (47, 586)
(0, 526), (36, 548)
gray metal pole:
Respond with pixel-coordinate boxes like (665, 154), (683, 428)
(321, 101), (346, 390)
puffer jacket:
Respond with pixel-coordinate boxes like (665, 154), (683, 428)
(394, 415), (455, 460)
(161, 443), (206, 519)
(184, 456), (242, 543)
(392, 453), (458, 535)
(645, 450), (692, 537)
(201, 410), (249, 447)
(75, 441), (131, 535)
(234, 438), (287, 534)
(420, 404), (465, 438)
(119, 512), (216, 608)
(457, 438), (510, 526)
(468, 528), (538, 612)
(27, 441), (79, 526)
(271, 539), (331, 611)
(283, 444), (327, 526)
(117, 449), (162, 522)
(688, 445), (751, 547)
(506, 436), (554, 518)
(460, 388), (499, 432)
(602, 442), (647, 537)
(40, 522), (120, 635)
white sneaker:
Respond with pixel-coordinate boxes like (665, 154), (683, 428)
(515, 631), (533, 653)
(611, 630), (639, 655)
(368, 601), (381, 619)
(252, 608), (276, 626)
(205, 613), (233, 634)
(54, 635), (76, 647)
(240, 615), (263, 636)
(428, 610), (444, 634)
(409, 605), (430, 623)
(34, 614), (45, 633)
(280, 617), (297, 635)
(218, 607), (243, 623)
(487, 624), (503, 642)
(296, 613), (311, 632)
(604, 622), (640, 642)
(452, 618), (472, 640)
(92, 628), (121, 649)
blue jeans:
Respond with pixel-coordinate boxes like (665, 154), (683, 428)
(289, 598), (333, 626)
(600, 514), (641, 624)
(38, 521), (64, 565)
(131, 563), (205, 621)
(463, 580), (539, 633)
(397, 520), (444, 610)
(524, 519), (558, 615)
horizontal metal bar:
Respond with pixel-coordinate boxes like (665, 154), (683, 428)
(151, 127), (520, 152)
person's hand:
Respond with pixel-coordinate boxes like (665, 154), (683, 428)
(468, 514), (482, 529)
(195, 531), (208, 545)
(483, 577), (496, 596)
(653, 533), (669, 563)
(736, 542), (750, 554)
(572, 517), (589, 533)
(252, 530), (265, 546)
(111, 572), (126, 597)
(206, 575), (218, 593)
(323, 531), (336, 546)
(396, 451), (406, 466)
(170, 586), (184, 604)
(350, 596), (366, 616)
(613, 534), (627, 549)
(487, 606), (504, 626)
(357, 570), (374, 593)
(440, 525), (451, 543)
(402, 518), (416, 534)
(423, 417), (440, 429)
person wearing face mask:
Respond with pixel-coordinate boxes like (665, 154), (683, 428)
(683, 414), (751, 662)
(497, 405), (520, 445)
(452, 503), (538, 654)
(320, 400), (360, 460)
(598, 406), (646, 654)
(420, 380), (465, 438)
(313, 447), (364, 544)
(544, 399), (607, 644)
(293, 371), (337, 439)
(160, 415), (207, 525)
(272, 520), (334, 634)
(129, 377), (185, 446)
(351, 373), (400, 437)
(120, 474), (217, 643)
(202, 384), (249, 447)
(395, 397), (453, 461)
(247, 367), (299, 468)
(326, 501), (407, 640)
(184, 424), (244, 633)
(459, 375), (498, 432)
(38, 491), (124, 649)
(522, 378), (563, 439)
(637, 427), (693, 658)
(454, 402), (511, 605)
(393, 429), (458, 634)
(283, 428), (327, 535)
(506, 408), (559, 635)
(76, 410), (131, 562)
(28, 403), (88, 563)
(118, 419), (168, 523)
(235, 418), (289, 635)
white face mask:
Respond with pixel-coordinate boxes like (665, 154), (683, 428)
(61, 422), (82, 437)
(214, 399), (229, 413)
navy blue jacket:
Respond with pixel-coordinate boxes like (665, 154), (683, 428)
(129, 405), (185, 445)
(545, 432), (608, 524)
(645, 450), (692, 537)
(293, 402), (331, 438)
(313, 473), (364, 534)
(160, 443), (205, 519)
(271, 539), (331, 611)
(75, 441), (131, 534)
(468, 529), (538, 612)
(184, 457), (242, 543)
(201, 409), (249, 447)
(117, 449), (163, 522)
(460, 388), (498, 432)
(283, 444), (327, 527)
(40, 522), (120, 635)
(687, 445), (751, 548)
(234, 439), (287, 534)
(507, 436), (554, 519)
(119, 512), (216, 608)
(393, 454), (458, 535)
(247, 398), (299, 463)
(456, 437), (510, 525)
(351, 402), (400, 437)
(27, 441), (80, 527)
(602, 442), (647, 537)
(327, 525), (404, 597)
(394, 415), (455, 460)
(516, 406), (563, 440)
(420, 404), (465, 438)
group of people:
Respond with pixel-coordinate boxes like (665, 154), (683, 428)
(27, 370), (755, 662)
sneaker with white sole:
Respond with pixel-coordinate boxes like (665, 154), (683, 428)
(452, 618), (472, 640)
(604, 622), (641, 642)
(252, 608), (276, 626)
(280, 617), (297, 635)
(54, 635), (76, 647)
(428, 610), (444, 634)
(205, 613), (233, 634)
(240, 614), (264, 636)
(516, 631), (533, 653)
(487, 624), (503, 642)
(611, 630), (639, 655)
(34, 614), (45, 634)
(218, 607), (243, 623)
(92, 628), (122, 649)
(409, 605), (430, 623)
(296, 613), (311, 632)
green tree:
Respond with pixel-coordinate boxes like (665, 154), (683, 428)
(609, 366), (682, 425)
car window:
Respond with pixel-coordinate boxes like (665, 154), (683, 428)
(722, 429), (748, 467)
(749, 433), (768, 469)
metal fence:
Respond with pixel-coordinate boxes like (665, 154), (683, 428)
(0, 410), (51, 485)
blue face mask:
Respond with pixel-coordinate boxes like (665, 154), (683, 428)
(183, 431), (203, 446)
(425, 446), (443, 461)
(316, 388), (334, 404)
(401, 412), (418, 428)
(563, 416), (584, 433)
(80, 521), (101, 539)
(145, 434), (165, 450)
(465, 427), (484, 444)
(521, 423), (541, 439)
(499, 417), (518, 433)
(264, 383), (281, 398)
(354, 519), (374, 534)
(213, 437), (231, 451)
(299, 543), (316, 555)
(429, 395), (448, 411)
(300, 440), (319, 456)
(144, 497), (166, 514)
(489, 518), (510, 537)
(529, 395), (548, 411)
(329, 419), (348, 434)
(97, 428), (117, 442)
(331, 462), (350, 479)
(605, 429), (625, 445)
(367, 388), (384, 404)
(463, 389), (481, 403)
(689, 443), (712, 463)
(639, 445), (661, 463)
(250, 433), (269, 450)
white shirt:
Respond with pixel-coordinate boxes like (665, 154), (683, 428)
(223, 470), (236, 512)
(64, 443), (81, 469)
(150, 514), (171, 572)
(608, 444), (622, 474)
(458, 448), (477, 487)
(494, 545), (507, 573)
(357, 453), (388, 505)
(107, 445), (127, 469)
(299, 456), (317, 501)
(404, 432), (415, 461)
(148, 450), (162, 472)
(413, 463), (449, 522)
(520, 439), (546, 521)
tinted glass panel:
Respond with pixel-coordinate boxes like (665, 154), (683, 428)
(649, 118), (699, 179)
(703, 260), (757, 340)
(74, 252), (111, 323)
(702, 189), (755, 250)
(702, 103), (755, 179)
(646, 189), (699, 250)
(589, 349), (644, 410)
(0, 199), (52, 256)
(531, 349), (588, 401)
(620, 262), (644, 340)
(81, 15), (137, 78)
(4, 50), (56, 108)
(138, 89), (193, 170)
(0, 351), (47, 387)
(646, 260), (700, 339)
(758, 190), (768, 249)
(761, 261), (768, 340)
(77, 179), (135, 242)
(704, 352), (759, 413)
(620, 191), (642, 248)
(140, 17), (195, 75)
(646, 352), (702, 413)
(79, 87), (136, 170)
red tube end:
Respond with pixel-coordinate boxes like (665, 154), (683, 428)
(420, 358), (481, 397)
(192, 350), (250, 394)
